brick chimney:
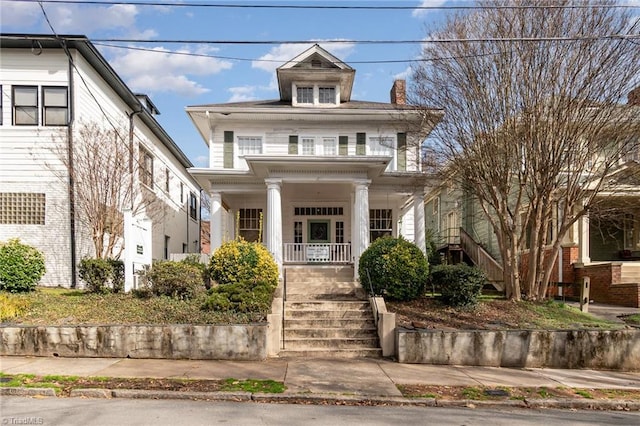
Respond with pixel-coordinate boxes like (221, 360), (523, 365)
(390, 79), (406, 105)
(628, 87), (640, 106)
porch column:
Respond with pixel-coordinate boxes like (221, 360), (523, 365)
(414, 188), (426, 254)
(265, 178), (283, 273)
(578, 213), (590, 264)
(353, 179), (370, 280)
(210, 191), (223, 253)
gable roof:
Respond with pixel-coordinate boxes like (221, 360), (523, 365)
(276, 44), (355, 102)
(0, 33), (193, 168)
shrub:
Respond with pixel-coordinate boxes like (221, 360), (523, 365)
(141, 260), (205, 300)
(79, 258), (124, 294)
(358, 236), (429, 301)
(431, 264), (486, 309)
(0, 239), (46, 292)
(205, 239), (279, 314)
(209, 239), (278, 289)
(203, 281), (274, 314)
(0, 293), (30, 321)
(181, 254), (210, 289)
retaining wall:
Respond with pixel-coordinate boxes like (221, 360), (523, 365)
(0, 324), (267, 360)
(397, 328), (640, 371)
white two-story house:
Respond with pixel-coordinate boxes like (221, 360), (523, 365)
(0, 34), (201, 287)
(188, 45), (443, 278)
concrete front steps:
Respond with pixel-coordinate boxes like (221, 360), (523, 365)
(280, 266), (381, 358)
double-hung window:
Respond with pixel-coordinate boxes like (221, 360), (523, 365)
(301, 137), (315, 155)
(238, 136), (263, 155)
(189, 192), (197, 220)
(296, 86), (314, 104)
(370, 209), (393, 242)
(139, 146), (154, 188)
(318, 87), (336, 104)
(239, 208), (262, 242)
(321, 137), (337, 155)
(13, 86), (38, 125)
(42, 86), (68, 126)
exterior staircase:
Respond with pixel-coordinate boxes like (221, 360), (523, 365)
(280, 266), (381, 358)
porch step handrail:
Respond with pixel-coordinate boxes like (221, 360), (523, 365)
(284, 243), (352, 264)
(459, 228), (504, 287)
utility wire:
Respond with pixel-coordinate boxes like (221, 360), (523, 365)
(8, 0), (640, 10)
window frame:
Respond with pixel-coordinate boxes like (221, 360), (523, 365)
(293, 83), (339, 107)
(42, 86), (69, 126)
(189, 192), (198, 220)
(13, 85), (39, 126)
(296, 86), (314, 104)
(301, 137), (315, 155)
(237, 135), (263, 155)
(370, 209), (393, 242)
(139, 146), (154, 189)
(238, 208), (263, 242)
(318, 86), (336, 104)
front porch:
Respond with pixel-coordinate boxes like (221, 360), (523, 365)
(284, 243), (352, 264)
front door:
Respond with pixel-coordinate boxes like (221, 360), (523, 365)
(307, 220), (331, 262)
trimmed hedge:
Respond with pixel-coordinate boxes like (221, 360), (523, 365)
(138, 260), (205, 300)
(431, 263), (486, 308)
(79, 258), (124, 294)
(358, 236), (428, 301)
(0, 239), (46, 293)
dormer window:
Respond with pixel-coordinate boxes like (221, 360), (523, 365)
(296, 86), (314, 104)
(319, 87), (336, 104)
(293, 83), (339, 107)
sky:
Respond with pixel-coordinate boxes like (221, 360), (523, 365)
(0, 0), (460, 166)
(1, 0), (639, 167)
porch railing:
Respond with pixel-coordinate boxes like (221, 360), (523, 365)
(283, 243), (352, 264)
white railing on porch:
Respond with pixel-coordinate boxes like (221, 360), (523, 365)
(283, 243), (352, 264)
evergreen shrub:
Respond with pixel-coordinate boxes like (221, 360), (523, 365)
(431, 264), (486, 308)
(0, 239), (46, 293)
(358, 236), (428, 301)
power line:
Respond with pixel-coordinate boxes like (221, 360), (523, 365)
(7, 0), (640, 10)
(87, 35), (640, 45)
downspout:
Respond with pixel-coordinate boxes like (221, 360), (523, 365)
(67, 46), (77, 288)
(198, 189), (204, 254)
(128, 109), (143, 210)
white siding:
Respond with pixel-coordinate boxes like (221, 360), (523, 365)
(1, 45), (201, 286)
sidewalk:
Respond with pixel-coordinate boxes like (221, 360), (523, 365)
(2, 355), (640, 408)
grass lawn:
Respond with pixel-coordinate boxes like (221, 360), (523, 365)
(1, 287), (265, 325)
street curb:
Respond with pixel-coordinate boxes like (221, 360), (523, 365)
(3, 386), (640, 411)
(1, 387), (57, 397)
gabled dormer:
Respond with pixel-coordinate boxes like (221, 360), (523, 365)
(277, 44), (355, 107)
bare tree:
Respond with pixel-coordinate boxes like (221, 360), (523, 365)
(410, 0), (640, 300)
(53, 120), (162, 259)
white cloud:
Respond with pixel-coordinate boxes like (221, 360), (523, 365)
(252, 41), (356, 73)
(228, 86), (258, 102)
(394, 67), (413, 80)
(0, 2), (42, 29)
(194, 155), (209, 167)
(412, 0), (448, 18)
(109, 45), (233, 97)
(0, 1), (155, 38)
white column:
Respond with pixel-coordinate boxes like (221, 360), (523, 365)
(413, 188), (426, 254)
(353, 180), (370, 279)
(578, 213), (590, 264)
(210, 191), (223, 253)
(265, 179), (283, 273)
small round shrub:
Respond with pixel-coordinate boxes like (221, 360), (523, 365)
(209, 239), (278, 289)
(358, 236), (428, 301)
(0, 239), (46, 292)
(79, 258), (112, 293)
(142, 261), (205, 300)
(431, 264), (486, 309)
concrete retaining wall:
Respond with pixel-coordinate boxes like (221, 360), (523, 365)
(397, 329), (640, 370)
(0, 324), (267, 360)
